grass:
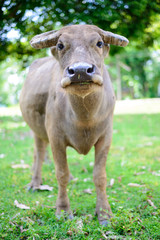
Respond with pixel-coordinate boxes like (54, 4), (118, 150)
(0, 113), (160, 239)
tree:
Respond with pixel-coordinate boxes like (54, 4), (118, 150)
(1, 0), (160, 64)
(106, 47), (160, 99)
(0, 0), (160, 105)
(0, 58), (26, 105)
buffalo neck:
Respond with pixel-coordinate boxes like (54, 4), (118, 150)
(67, 87), (105, 123)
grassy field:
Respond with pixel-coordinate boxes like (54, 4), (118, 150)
(0, 113), (160, 239)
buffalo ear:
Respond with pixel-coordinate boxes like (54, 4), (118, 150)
(30, 30), (60, 49)
(103, 43), (110, 57)
(50, 46), (59, 59)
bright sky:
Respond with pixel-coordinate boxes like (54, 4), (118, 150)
(7, 29), (20, 39)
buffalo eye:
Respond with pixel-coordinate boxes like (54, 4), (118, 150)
(57, 43), (64, 50)
(96, 41), (104, 48)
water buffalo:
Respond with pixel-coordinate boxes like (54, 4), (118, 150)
(20, 24), (128, 225)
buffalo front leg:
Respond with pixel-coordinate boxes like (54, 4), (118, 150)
(29, 134), (47, 190)
(50, 142), (71, 218)
(93, 138), (112, 225)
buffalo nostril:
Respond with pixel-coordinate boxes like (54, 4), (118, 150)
(68, 68), (75, 75)
(87, 66), (95, 74)
(67, 63), (96, 80)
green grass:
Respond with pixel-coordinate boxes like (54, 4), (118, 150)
(0, 114), (160, 239)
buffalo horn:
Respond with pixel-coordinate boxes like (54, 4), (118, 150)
(101, 30), (129, 47)
(30, 30), (59, 49)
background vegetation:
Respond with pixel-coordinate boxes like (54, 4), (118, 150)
(0, 1), (160, 239)
(0, 0), (160, 105)
(0, 113), (160, 239)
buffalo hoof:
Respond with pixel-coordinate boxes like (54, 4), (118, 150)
(27, 182), (41, 192)
(99, 219), (109, 226)
(27, 178), (42, 191)
(95, 208), (112, 226)
(27, 186), (39, 192)
(68, 213), (74, 220)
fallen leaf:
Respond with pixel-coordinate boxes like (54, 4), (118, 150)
(109, 178), (115, 187)
(147, 199), (157, 209)
(9, 221), (15, 226)
(67, 230), (73, 236)
(113, 129), (118, 134)
(145, 142), (153, 146)
(102, 231), (125, 240)
(83, 188), (92, 194)
(105, 231), (115, 236)
(76, 219), (83, 231)
(137, 142), (153, 148)
(11, 164), (30, 169)
(42, 205), (56, 209)
(81, 166), (88, 173)
(143, 205), (148, 209)
(47, 195), (54, 198)
(151, 212), (157, 216)
(140, 166), (147, 169)
(137, 217), (142, 223)
(69, 173), (74, 181)
(128, 183), (145, 187)
(134, 172), (145, 176)
(14, 200), (30, 210)
(20, 225), (27, 233)
(72, 177), (78, 182)
(11, 213), (21, 219)
(89, 162), (94, 166)
(141, 188), (150, 194)
(134, 230), (138, 236)
(111, 190), (117, 194)
(83, 178), (91, 182)
(101, 231), (108, 239)
(118, 176), (122, 182)
(118, 146), (125, 151)
(151, 171), (160, 176)
(25, 217), (35, 223)
(147, 195), (153, 198)
(37, 185), (53, 191)
(118, 207), (124, 212)
(85, 214), (93, 221)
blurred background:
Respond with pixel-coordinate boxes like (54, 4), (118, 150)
(0, 0), (160, 106)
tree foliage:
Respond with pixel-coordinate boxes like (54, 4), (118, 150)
(0, 58), (25, 106)
(0, 0), (160, 105)
(106, 46), (160, 99)
(1, 0), (160, 62)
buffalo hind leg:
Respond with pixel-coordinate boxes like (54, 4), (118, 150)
(28, 134), (47, 190)
(93, 138), (112, 226)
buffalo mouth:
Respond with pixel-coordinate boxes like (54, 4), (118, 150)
(70, 80), (93, 85)
(61, 75), (103, 88)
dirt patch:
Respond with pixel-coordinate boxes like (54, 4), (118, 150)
(0, 99), (160, 116)
(114, 98), (160, 115)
